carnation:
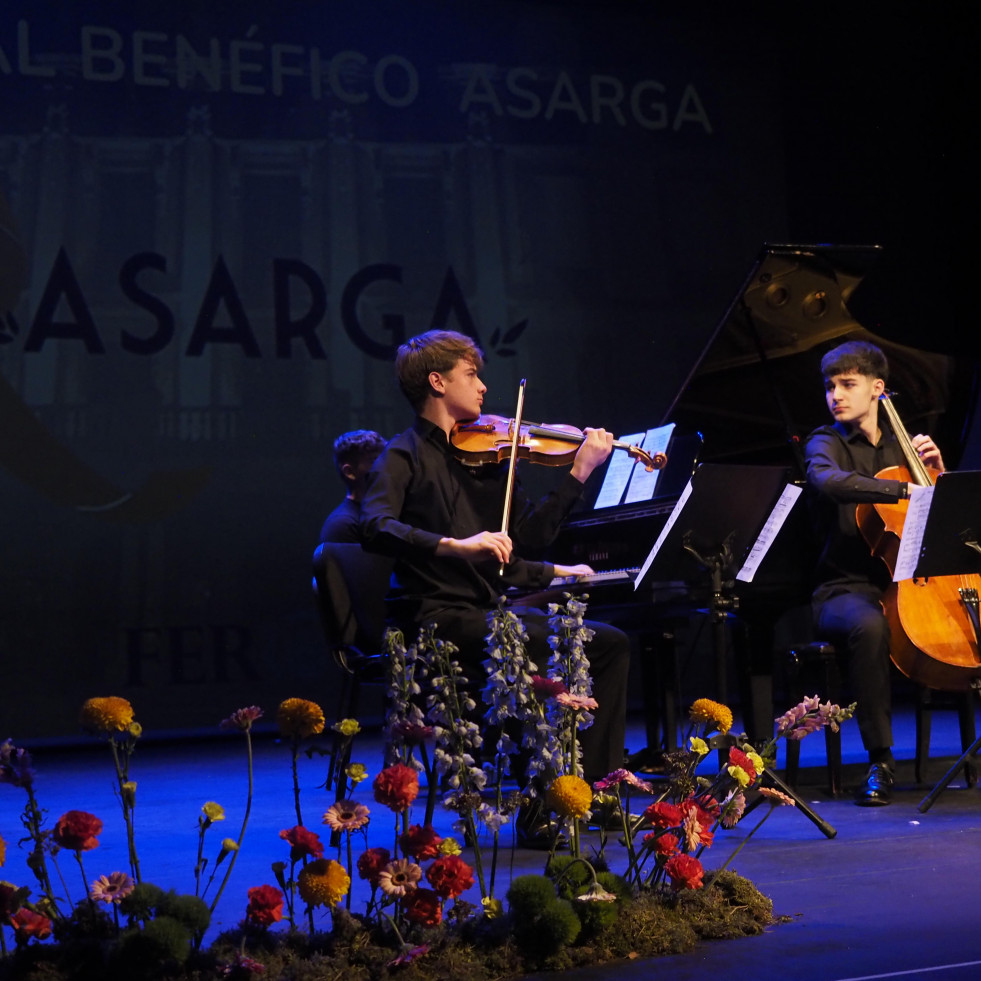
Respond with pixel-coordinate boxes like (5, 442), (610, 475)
(52, 810), (103, 852)
(279, 825), (324, 861)
(356, 847), (391, 887)
(246, 884), (284, 927)
(664, 853), (705, 891)
(403, 887), (442, 927)
(373, 763), (420, 812)
(425, 854), (474, 900)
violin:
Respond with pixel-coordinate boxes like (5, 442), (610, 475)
(856, 393), (981, 691)
(450, 414), (667, 472)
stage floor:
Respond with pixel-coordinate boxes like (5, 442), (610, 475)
(5, 699), (981, 981)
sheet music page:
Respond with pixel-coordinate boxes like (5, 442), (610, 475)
(893, 483), (934, 581)
(624, 423), (676, 504)
(634, 475), (693, 590)
(735, 483), (802, 582)
(593, 431), (645, 508)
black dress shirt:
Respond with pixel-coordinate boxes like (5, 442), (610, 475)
(360, 417), (585, 624)
(804, 421), (907, 598)
(319, 497), (362, 544)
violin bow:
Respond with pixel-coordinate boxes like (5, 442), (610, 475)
(499, 378), (527, 574)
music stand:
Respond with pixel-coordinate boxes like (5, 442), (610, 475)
(899, 471), (981, 813)
(635, 463), (837, 839)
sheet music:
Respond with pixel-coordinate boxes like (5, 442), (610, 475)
(624, 424), (676, 504)
(634, 476), (693, 590)
(893, 483), (934, 581)
(593, 431), (645, 508)
(735, 483), (802, 582)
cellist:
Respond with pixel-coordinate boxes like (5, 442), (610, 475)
(805, 340), (946, 806)
(359, 328), (631, 843)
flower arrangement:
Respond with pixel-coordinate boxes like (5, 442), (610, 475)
(0, 595), (854, 980)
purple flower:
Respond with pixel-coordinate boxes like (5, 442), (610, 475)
(220, 706), (263, 731)
(0, 739), (34, 788)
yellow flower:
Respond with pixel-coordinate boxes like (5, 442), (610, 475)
(727, 764), (751, 788)
(127, 722), (143, 739)
(689, 698), (733, 735)
(546, 775), (593, 820)
(438, 838), (462, 856)
(277, 698), (325, 739)
(482, 896), (503, 919)
(79, 697), (135, 735)
(689, 737), (709, 756)
(746, 750), (765, 776)
(121, 781), (137, 808)
(217, 838), (239, 862)
(333, 718), (361, 737)
(346, 763), (368, 785)
(202, 802), (225, 823)
(298, 858), (350, 907)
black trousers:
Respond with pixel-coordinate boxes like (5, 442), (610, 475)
(414, 606), (631, 784)
(813, 583), (893, 757)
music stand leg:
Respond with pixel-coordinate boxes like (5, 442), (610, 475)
(917, 731), (981, 813)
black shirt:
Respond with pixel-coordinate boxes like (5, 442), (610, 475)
(804, 421), (907, 597)
(360, 417), (585, 624)
(319, 497), (362, 544)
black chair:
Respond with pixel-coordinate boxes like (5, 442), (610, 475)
(783, 641), (844, 797)
(914, 687), (978, 786)
(311, 542), (395, 796)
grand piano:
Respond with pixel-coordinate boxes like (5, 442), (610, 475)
(547, 242), (980, 751)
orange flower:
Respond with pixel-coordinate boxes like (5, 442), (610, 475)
(372, 764), (420, 812)
(10, 907), (52, 943)
(277, 698), (325, 739)
(79, 697), (135, 735)
(298, 858), (350, 907)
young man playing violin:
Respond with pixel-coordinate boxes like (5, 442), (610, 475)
(360, 329), (631, 838)
(805, 340), (945, 806)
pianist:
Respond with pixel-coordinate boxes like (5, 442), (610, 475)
(360, 329), (631, 806)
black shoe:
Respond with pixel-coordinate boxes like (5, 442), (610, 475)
(515, 801), (567, 850)
(856, 763), (894, 807)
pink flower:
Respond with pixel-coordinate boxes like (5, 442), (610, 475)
(322, 801), (370, 832)
(388, 721), (434, 744)
(555, 692), (599, 711)
(758, 787), (796, 807)
(220, 706), (264, 731)
(90, 872), (135, 904)
(0, 740), (34, 788)
(592, 768), (654, 794)
(377, 858), (422, 897)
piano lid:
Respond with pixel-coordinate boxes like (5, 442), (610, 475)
(661, 243), (979, 473)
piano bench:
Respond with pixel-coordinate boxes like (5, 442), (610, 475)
(783, 641), (843, 798)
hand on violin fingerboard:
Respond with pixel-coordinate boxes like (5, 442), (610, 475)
(910, 434), (945, 472)
(437, 530), (513, 564)
(569, 428), (614, 483)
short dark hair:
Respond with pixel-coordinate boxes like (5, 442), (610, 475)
(395, 329), (485, 411)
(821, 340), (889, 383)
(332, 430), (385, 480)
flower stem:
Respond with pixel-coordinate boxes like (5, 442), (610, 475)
(209, 727), (255, 915)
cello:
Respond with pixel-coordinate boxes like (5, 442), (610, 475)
(856, 393), (981, 691)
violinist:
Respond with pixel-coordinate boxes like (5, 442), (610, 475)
(805, 340), (945, 806)
(360, 329), (631, 840)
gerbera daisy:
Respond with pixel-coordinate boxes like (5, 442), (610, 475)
(323, 800), (370, 832)
(89, 871), (135, 904)
(377, 858), (422, 897)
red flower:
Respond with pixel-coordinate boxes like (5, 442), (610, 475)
(52, 810), (102, 852)
(399, 824), (443, 861)
(530, 675), (568, 698)
(10, 907), (52, 944)
(245, 884), (284, 927)
(279, 825), (324, 861)
(664, 853), (705, 891)
(357, 847), (391, 887)
(652, 832), (679, 857)
(372, 763), (420, 812)
(425, 854), (474, 900)
(728, 746), (758, 786)
(643, 801), (682, 831)
(403, 887), (442, 927)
